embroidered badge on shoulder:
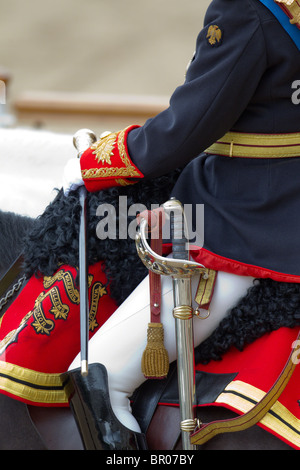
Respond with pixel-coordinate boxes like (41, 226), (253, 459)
(206, 25), (223, 46)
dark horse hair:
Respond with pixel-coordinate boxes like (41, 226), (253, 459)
(0, 211), (35, 279)
(2, 171), (300, 364)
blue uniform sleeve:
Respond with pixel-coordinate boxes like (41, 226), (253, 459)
(127, 0), (267, 177)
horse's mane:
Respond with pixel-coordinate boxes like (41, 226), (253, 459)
(0, 211), (35, 278)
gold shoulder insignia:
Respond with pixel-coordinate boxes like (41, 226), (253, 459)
(206, 25), (223, 46)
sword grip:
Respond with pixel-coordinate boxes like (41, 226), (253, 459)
(170, 200), (188, 261)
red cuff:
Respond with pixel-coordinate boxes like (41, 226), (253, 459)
(80, 125), (144, 192)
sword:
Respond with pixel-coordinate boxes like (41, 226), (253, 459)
(163, 198), (197, 450)
(136, 199), (203, 450)
(73, 129), (97, 376)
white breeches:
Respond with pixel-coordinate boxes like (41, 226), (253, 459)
(69, 271), (254, 432)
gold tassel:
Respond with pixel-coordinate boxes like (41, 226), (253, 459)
(141, 322), (169, 379)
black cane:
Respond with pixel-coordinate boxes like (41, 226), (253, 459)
(73, 129), (97, 376)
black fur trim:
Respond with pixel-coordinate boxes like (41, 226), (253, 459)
(195, 278), (300, 364)
(2, 170), (299, 364)
(22, 171), (181, 305)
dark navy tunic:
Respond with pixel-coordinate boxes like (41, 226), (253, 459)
(127, 0), (300, 281)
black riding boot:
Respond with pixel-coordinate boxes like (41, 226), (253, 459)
(63, 363), (147, 450)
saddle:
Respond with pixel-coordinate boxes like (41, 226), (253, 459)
(131, 361), (237, 432)
(132, 327), (300, 450)
(0, 256), (299, 450)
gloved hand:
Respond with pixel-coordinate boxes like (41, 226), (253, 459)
(63, 125), (144, 195)
(63, 158), (84, 196)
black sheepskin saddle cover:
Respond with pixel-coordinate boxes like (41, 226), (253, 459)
(6, 170), (300, 364)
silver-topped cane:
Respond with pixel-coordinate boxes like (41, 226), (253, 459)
(73, 129), (97, 376)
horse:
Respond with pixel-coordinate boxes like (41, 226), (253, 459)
(0, 203), (298, 450)
(0, 128), (298, 450)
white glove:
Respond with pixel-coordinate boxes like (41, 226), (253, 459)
(63, 158), (84, 196)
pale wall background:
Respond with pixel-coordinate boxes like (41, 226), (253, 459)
(1, 0), (210, 101)
(0, 0), (211, 217)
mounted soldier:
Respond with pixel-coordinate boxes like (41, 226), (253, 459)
(0, 0), (299, 450)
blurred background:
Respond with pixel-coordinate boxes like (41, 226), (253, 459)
(1, 0), (210, 133)
(0, 0), (211, 216)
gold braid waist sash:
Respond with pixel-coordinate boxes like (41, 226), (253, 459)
(205, 131), (300, 158)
